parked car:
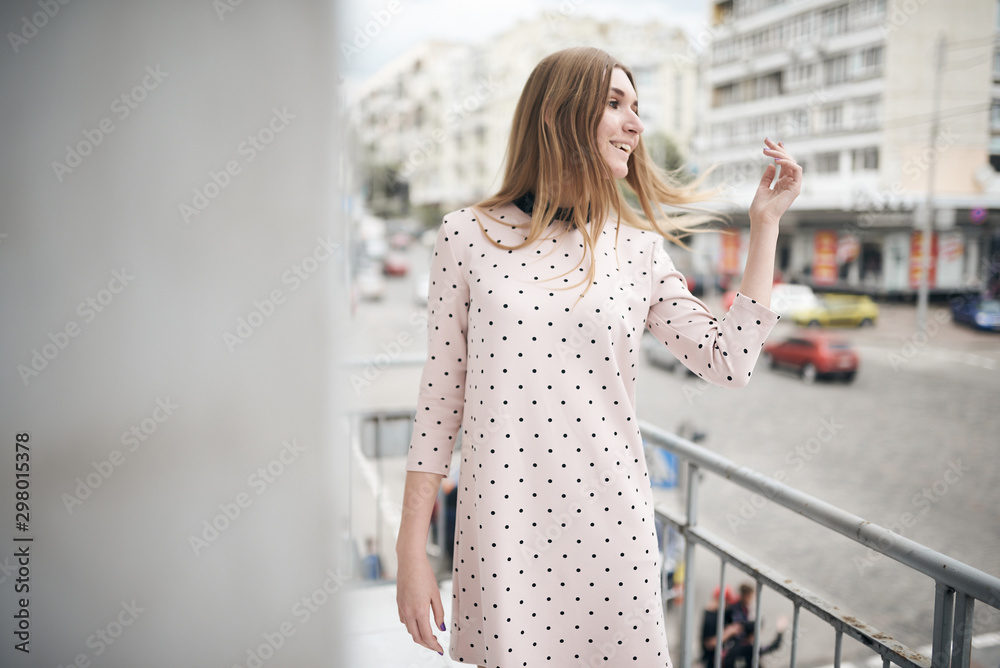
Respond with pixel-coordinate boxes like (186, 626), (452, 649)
(642, 331), (696, 377)
(383, 251), (410, 276)
(355, 267), (386, 301)
(763, 331), (859, 383)
(720, 284), (818, 319)
(389, 231), (412, 250)
(770, 284), (820, 319)
(413, 271), (429, 306)
(793, 294), (878, 328)
(950, 295), (1000, 332)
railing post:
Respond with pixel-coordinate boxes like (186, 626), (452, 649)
(951, 593), (974, 668)
(680, 462), (700, 668)
(790, 603), (800, 668)
(375, 413), (383, 562)
(931, 581), (955, 668)
(347, 412), (356, 580)
(715, 560), (726, 668)
(751, 579), (763, 668)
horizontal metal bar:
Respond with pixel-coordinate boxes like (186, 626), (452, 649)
(341, 352), (428, 367)
(656, 503), (931, 668)
(641, 419), (1000, 607)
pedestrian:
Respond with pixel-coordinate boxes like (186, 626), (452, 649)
(361, 535), (383, 580)
(701, 586), (743, 667)
(728, 582), (756, 625)
(722, 616), (790, 668)
(395, 46), (802, 666)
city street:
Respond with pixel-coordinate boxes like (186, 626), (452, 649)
(341, 236), (1000, 667)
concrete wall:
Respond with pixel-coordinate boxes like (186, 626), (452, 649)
(0, 1), (344, 665)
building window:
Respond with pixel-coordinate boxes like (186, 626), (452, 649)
(714, 37), (736, 63)
(994, 50), (1000, 82)
(820, 4), (849, 37)
(757, 71), (783, 99)
(855, 45), (884, 77)
(992, 101), (1000, 130)
(852, 147), (879, 170)
(789, 108), (810, 136)
(815, 152), (840, 173)
(851, 0), (886, 27)
(852, 97), (880, 129)
(714, 82), (738, 107)
(789, 12), (814, 44)
(824, 55), (849, 85)
(787, 62), (815, 90)
(823, 105), (843, 132)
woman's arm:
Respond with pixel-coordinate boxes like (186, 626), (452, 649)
(396, 470), (448, 655)
(739, 138), (802, 307)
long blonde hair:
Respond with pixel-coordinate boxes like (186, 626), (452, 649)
(474, 46), (725, 304)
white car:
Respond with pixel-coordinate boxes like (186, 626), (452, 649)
(413, 272), (429, 305)
(355, 268), (386, 301)
(769, 284), (819, 319)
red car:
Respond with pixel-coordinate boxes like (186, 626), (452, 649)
(763, 331), (859, 383)
(382, 251), (409, 276)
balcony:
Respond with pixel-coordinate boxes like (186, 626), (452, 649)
(338, 407), (1000, 668)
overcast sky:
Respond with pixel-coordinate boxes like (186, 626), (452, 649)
(337, 0), (712, 89)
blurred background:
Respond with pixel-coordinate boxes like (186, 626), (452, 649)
(1, 0), (999, 666)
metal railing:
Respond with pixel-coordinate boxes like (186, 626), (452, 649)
(639, 419), (1000, 668)
(347, 408), (1000, 668)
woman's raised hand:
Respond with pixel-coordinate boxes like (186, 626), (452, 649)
(749, 138), (802, 226)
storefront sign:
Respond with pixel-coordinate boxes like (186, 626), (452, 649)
(909, 231), (938, 289)
(813, 231), (838, 286)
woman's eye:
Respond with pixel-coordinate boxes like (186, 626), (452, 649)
(608, 99), (618, 109)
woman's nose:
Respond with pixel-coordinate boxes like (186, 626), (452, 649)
(626, 111), (643, 135)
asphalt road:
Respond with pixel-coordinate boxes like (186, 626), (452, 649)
(341, 237), (1000, 667)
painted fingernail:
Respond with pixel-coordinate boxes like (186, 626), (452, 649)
(440, 622), (447, 631)
(439, 651), (444, 655)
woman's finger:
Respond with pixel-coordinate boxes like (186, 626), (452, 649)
(431, 590), (446, 634)
(414, 609), (444, 654)
(402, 617), (432, 652)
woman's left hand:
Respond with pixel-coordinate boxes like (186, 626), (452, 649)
(749, 138), (802, 226)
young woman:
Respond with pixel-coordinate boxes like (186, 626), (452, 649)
(396, 46), (801, 666)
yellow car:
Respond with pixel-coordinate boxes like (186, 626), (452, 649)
(793, 294), (879, 328)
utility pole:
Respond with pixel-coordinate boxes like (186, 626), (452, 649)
(917, 34), (946, 330)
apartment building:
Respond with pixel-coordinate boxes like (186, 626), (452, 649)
(349, 14), (700, 217)
(694, 0), (1000, 297)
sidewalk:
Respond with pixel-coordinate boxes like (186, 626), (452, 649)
(338, 578), (463, 668)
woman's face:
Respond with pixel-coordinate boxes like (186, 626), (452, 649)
(596, 67), (644, 179)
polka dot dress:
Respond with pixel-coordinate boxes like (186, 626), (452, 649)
(406, 202), (780, 666)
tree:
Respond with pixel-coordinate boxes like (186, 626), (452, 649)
(364, 162), (409, 217)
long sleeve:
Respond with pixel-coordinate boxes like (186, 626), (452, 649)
(645, 236), (780, 388)
(405, 217), (470, 475)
